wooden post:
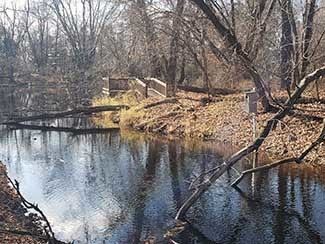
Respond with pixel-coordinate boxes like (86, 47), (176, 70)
(251, 113), (258, 193)
(244, 88), (258, 190)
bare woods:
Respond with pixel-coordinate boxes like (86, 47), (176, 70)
(1, 0), (325, 233)
(0, 1), (323, 108)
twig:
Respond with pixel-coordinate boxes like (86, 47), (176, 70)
(189, 165), (222, 190)
(231, 158), (296, 186)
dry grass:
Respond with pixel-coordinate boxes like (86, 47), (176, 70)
(92, 91), (146, 128)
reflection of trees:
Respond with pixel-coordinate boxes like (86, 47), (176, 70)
(128, 140), (161, 244)
(0, 87), (16, 120)
(235, 167), (322, 244)
(273, 168), (288, 244)
(168, 142), (182, 209)
(1, 121), (325, 244)
(0, 85), (75, 123)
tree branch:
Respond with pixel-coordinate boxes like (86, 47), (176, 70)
(175, 66), (325, 220)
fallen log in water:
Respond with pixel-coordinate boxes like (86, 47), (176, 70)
(7, 123), (119, 134)
(231, 120), (325, 186)
(1, 105), (129, 124)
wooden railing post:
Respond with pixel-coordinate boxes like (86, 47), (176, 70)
(166, 83), (175, 97)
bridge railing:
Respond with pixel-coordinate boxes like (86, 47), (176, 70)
(102, 77), (129, 96)
(103, 77), (171, 98)
(145, 78), (174, 97)
(129, 78), (148, 98)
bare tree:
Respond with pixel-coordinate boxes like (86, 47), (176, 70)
(0, 4), (26, 83)
(280, 0), (294, 91)
(25, 0), (51, 73)
(50, 0), (118, 73)
(190, 0), (276, 112)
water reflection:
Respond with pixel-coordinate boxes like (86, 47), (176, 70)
(0, 83), (101, 122)
(0, 126), (324, 243)
(0, 84), (325, 243)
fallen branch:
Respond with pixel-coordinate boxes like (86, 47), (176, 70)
(231, 158), (296, 186)
(231, 119), (325, 187)
(2, 105), (129, 124)
(5, 175), (68, 244)
(177, 85), (235, 95)
(7, 122), (119, 134)
(288, 110), (324, 122)
(141, 98), (178, 110)
(175, 66), (325, 220)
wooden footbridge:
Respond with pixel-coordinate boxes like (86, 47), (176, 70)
(102, 77), (174, 98)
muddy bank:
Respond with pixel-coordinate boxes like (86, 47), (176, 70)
(0, 163), (46, 244)
(93, 90), (325, 164)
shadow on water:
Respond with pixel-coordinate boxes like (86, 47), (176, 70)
(0, 86), (325, 243)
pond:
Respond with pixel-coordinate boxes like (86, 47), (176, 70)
(0, 85), (325, 243)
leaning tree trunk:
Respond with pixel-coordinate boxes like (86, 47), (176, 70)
(175, 65), (325, 220)
(191, 0), (275, 112)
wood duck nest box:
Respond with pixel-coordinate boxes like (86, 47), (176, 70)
(244, 89), (257, 114)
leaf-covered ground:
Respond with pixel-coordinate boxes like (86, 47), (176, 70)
(94, 89), (325, 164)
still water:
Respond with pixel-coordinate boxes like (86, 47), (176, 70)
(0, 86), (325, 243)
(0, 125), (325, 243)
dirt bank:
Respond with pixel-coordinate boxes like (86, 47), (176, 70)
(93, 89), (325, 164)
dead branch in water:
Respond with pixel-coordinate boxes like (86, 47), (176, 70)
(175, 66), (325, 220)
(5, 174), (69, 244)
(231, 120), (325, 186)
(1, 105), (129, 124)
(231, 158), (296, 186)
(7, 122), (119, 134)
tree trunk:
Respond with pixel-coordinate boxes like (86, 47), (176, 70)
(191, 0), (275, 112)
(175, 66), (325, 220)
(301, 0), (316, 78)
(166, 0), (185, 96)
(135, 0), (161, 77)
(280, 0), (294, 91)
